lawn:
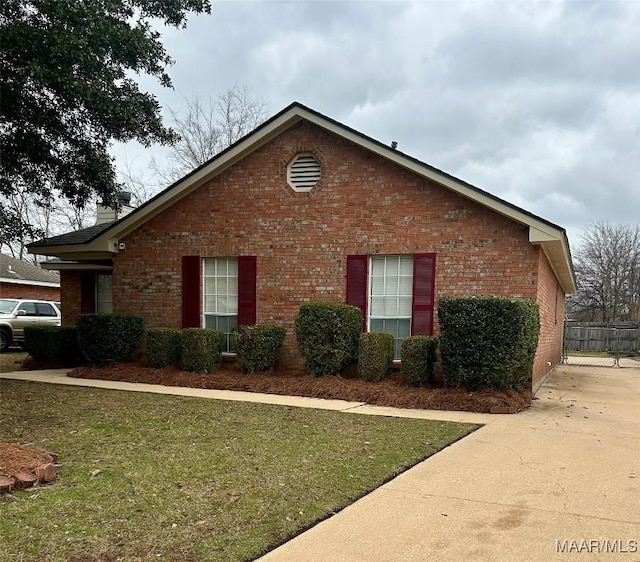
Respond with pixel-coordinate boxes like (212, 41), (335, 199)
(0, 380), (478, 562)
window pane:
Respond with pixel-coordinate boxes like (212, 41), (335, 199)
(370, 319), (384, 332)
(386, 277), (398, 295)
(204, 296), (216, 313)
(204, 278), (215, 295)
(371, 277), (384, 296)
(383, 297), (398, 316)
(227, 259), (238, 276)
(386, 257), (399, 276)
(371, 298), (384, 316)
(217, 278), (228, 295)
(228, 277), (238, 295)
(36, 303), (55, 316)
(371, 258), (385, 276)
(398, 297), (412, 316)
(216, 296), (228, 314)
(399, 277), (412, 295)
(399, 257), (413, 275)
(204, 260), (215, 276)
(398, 319), (411, 339)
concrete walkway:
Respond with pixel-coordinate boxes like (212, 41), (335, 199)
(259, 365), (640, 561)
(2, 365), (639, 560)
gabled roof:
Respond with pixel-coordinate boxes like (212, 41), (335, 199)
(28, 102), (576, 293)
(0, 253), (60, 286)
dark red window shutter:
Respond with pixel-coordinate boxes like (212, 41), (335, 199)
(411, 253), (436, 336)
(80, 273), (96, 314)
(346, 255), (368, 330)
(237, 256), (257, 326)
(181, 256), (201, 328)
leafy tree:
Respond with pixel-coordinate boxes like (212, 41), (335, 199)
(0, 0), (211, 245)
(570, 222), (640, 322)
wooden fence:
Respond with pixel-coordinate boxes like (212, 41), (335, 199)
(564, 322), (640, 354)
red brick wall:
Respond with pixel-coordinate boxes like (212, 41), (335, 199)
(532, 249), (565, 390)
(60, 271), (82, 326)
(0, 282), (59, 302)
(112, 121), (541, 368)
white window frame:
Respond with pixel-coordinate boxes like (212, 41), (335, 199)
(368, 255), (413, 359)
(203, 257), (238, 352)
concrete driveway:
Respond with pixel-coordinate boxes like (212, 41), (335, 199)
(260, 365), (640, 561)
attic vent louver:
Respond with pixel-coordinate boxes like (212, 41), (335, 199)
(288, 154), (321, 192)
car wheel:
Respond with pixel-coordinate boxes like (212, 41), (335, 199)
(0, 330), (10, 353)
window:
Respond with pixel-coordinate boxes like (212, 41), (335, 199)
(346, 253), (436, 360)
(287, 153), (321, 192)
(17, 302), (37, 316)
(203, 258), (238, 352)
(96, 274), (113, 314)
(35, 303), (56, 317)
(369, 256), (413, 358)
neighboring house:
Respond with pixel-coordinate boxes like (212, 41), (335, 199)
(29, 102), (575, 391)
(0, 254), (60, 301)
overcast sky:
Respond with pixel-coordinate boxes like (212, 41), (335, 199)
(115, 0), (640, 251)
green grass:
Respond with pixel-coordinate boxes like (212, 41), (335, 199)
(0, 380), (478, 562)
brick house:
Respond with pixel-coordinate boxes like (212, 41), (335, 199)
(29, 103), (575, 391)
(0, 254), (60, 301)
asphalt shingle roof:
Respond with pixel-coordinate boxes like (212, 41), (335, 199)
(28, 222), (115, 248)
(0, 254), (60, 284)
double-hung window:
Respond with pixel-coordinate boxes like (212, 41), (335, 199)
(203, 257), (238, 352)
(369, 255), (413, 358)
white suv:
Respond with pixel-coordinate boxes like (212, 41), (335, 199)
(0, 299), (61, 352)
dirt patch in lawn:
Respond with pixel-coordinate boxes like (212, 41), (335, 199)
(67, 362), (532, 414)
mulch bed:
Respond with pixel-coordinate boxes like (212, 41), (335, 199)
(67, 362), (532, 414)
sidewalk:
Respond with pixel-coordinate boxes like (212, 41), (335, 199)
(259, 365), (640, 561)
(0, 368), (493, 425)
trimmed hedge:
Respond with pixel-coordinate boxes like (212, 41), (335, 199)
(438, 296), (540, 391)
(295, 302), (362, 377)
(358, 332), (394, 382)
(233, 324), (286, 373)
(181, 328), (224, 374)
(76, 314), (144, 366)
(401, 336), (437, 387)
(24, 325), (81, 365)
(146, 328), (182, 368)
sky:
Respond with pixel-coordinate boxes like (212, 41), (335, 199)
(114, 0), (640, 252)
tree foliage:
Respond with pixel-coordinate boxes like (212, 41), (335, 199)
(0, 0), (211, 244)
(570, 222), (640, 322)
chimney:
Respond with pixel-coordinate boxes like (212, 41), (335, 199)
(96, 191), (135, 225)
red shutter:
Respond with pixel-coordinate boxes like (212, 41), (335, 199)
(181, 256), (201, 328)
(346, 255), (368, 330)
(80, 273), (96, 314)
(237, 256), (257, 326)
(411, 253), (436, 335)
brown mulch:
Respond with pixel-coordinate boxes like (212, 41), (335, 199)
(0, 443), (53, 479)
(67, 362), (532, 414)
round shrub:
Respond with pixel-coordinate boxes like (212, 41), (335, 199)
(401, 336), (437, 387)
(358, 332), (394, 382)
(438, 296), (540, 391)
(181, 328), (224, 374)
(295, 302), (362, 377)
(76, 314), (144, 366)
(233, 324), (286, 373)
(146, 328), (182, 368)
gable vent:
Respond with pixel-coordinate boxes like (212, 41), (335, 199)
(288, 154), (321, 192)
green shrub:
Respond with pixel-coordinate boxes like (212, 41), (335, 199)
(401, 336), (438, 387)
(438, 296), (540, 391)
(233, 324), (286, 373)
(24, 325), (58, 363)
(76, 314), (144, 366)
(146, 328), (182, 368)
(358, 332), (394, 382)
(295, 302), (362, 377)
(181, 328), (224, 373)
